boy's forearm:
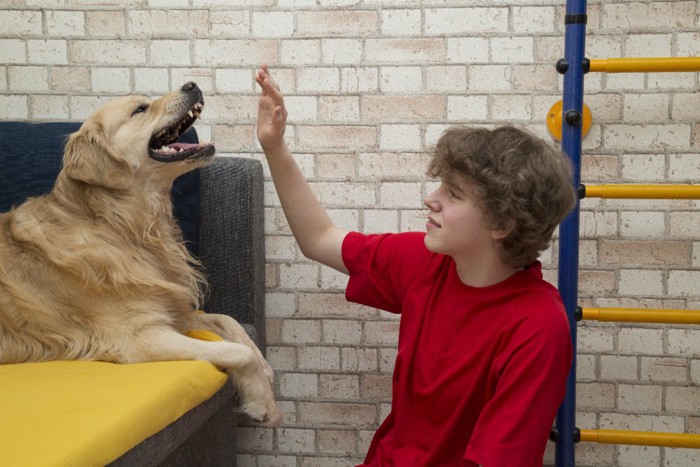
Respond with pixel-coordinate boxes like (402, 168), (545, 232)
(265, 141), (349, 273)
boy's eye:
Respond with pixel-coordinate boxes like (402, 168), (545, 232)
(131, 104), (148, 116)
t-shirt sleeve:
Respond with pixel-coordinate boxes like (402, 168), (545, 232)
(464, 302), (573, 467)
(342, 231), (426, 314)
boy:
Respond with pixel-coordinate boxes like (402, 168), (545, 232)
(256, 65), (577, 466)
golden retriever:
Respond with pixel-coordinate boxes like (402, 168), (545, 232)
(0, 82), (281, 426)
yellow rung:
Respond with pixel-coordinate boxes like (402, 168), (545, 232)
(589, 57), (700, 73)
(582, 307), (700, 325)
(580, 429), (700, 449)
(584, 184), (700, 199)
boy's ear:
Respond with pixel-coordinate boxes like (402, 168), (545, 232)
(491, 220), (515, 240)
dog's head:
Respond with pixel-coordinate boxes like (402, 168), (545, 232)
(63, 82), (216, 190)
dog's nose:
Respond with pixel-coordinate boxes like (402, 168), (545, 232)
(181, 82), (198, 93)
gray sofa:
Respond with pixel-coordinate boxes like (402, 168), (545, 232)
(0, 122), (265, 466)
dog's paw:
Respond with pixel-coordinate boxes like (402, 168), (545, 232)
(242, 399), (282, 427)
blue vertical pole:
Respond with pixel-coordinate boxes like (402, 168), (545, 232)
(556, 0), (587, 466)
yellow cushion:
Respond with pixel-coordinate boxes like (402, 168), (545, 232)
(0, 360), (228, 466)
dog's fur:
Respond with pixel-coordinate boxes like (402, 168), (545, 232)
(0, 83), (281, 426)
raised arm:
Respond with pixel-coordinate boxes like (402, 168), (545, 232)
(255, 65), (349, 274)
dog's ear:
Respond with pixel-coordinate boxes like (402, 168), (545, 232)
(63, 120), (133, 190)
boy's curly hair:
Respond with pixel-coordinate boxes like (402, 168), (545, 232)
(427, 126), (577, 269)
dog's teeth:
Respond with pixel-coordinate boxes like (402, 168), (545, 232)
(187, 110), (194, 118)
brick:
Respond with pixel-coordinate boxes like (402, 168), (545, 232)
(363, 95), (444, 120)
(620, 154), (665, 181)
(296, 11), (377, 37)
(617, 445), (660, 467)
(379, 66), (422, 92)
(280, 95), (316, 122)
(149, 40), (191, 66)
(252, 11), (294, 38)
(668, 270), (700, 297)
(194, 40), (278, 66)
(341, 347), (378, 372)
(91, 67), (130, 94)
(340, 67), (378, 93)
(669, 154), (700, 182)
(447, 95), (488, 122)
(361, 374), (392, 400)
(2, 10), (42, 35)
(513, 65), (558, 92)
(618, 328), (663, 355)
(323, 319), (362, 345)
(667, 386), (700, 412)
(641, 357), (688, 383)
(381, 9), (421, 36)
(0, 95), (28, 119)
(319, 374), (359, 399)
(211, 124), (256, 152)
(85, 11), (125, 36)
(379, 182), (422, 208)
(424, 7), (508, 35)
(279, 372), (318, 398)
(358, 152), (429, 179)
(604, 124), (691, 151)
(298, 346), (340, 371)
(602, 2), (696, 30)
(297, 126), (376, 150)
(71, 40), (145, 65)
(623, 93), (670, 123)
(279, 264), (319, 290)
(491, 37), (534, 64)
(600, 412), (685, 432)
(266, 346), (296, 371)
(578, 270), (617, 296)
(277, 428), (315, 454)
(8, 66), (48, 92)
(491, 95), (532, 122)
(446, 38), (489, 63)
(626, 34), (673, 59)
(600, 240), (689, 266)
(364, 321), (399, 346)
(298, 402), (377, 427)
(31, 95), (69, 119)
(319, 96), (359, 122)
(363, 209), (399, 233)
(512, 6), (556, 33)
(209, 10), (250, 36)
(600, 355), (639, 381)
(133, 68), (169, 94)
(237, 426), (274, 451)
(620, 211), (666, 238)
(578, 325), (615, 353)
(46, 11), (85, 36)
(468, 65), (512, 92)
(28, 40), (67, 65)
(128, 10), (209, 36)
(318, 429), (356, 454)
(379, 124), (421, 151)
(618, 269), (663, 296)
(322, 39), (363, 65)
(366, 38), (444, 64)
(280, 40), (320, 65)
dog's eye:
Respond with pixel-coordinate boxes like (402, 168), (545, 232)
(131, 105), (149, 117)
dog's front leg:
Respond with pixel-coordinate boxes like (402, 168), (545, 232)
(123, 328), (282, 427)
(191, 313), (275, 385)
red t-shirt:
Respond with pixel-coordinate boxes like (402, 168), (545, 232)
(343, 231), (572, 467)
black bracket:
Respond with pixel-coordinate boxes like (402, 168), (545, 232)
(550, 428), (582, 443)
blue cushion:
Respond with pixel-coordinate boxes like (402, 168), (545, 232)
(0, 122), (201, 256)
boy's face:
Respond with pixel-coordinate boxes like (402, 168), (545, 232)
(423, 177), (506, 261)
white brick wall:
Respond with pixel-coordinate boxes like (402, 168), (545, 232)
(2, 1), (700, 465)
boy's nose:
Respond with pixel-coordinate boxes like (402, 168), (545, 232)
(424, 192), (440, 211)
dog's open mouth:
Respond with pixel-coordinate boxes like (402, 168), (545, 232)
(149, 101), (215, 163)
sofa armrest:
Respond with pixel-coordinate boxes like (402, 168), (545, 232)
(199, 157), (266, 351)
